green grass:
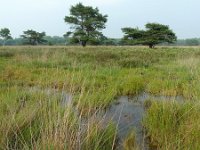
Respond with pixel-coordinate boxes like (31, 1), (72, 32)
(0, 46), (200, 149)
(143, 101), (200, 150)
(123, 130), (139, 150)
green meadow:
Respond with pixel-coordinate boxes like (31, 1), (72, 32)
(0, 46), (200, 150)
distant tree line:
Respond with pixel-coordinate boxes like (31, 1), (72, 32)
(0, 35), (121, 46)
(174, 38), (200, 46)
(1, 36), (199, 47)
(0, 3), (199, 47)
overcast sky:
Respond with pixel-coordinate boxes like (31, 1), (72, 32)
(0, 0), (199, 39)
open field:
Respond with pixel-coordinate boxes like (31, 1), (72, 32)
(0, 46), (200, 150)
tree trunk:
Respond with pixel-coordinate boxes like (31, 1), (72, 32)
(3, 40), (6, 46)
(149, 44), (154, 48)
(81, 41), (87, 47)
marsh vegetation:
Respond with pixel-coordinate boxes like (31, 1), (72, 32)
(0, 46), (200, 149)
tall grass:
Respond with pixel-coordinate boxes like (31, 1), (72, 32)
(0, 87), (118, 150)
(143, 101), (200, 149)
(1, 46), (200, 149)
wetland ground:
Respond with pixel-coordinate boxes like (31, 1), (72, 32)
(0, 46), (200, 150)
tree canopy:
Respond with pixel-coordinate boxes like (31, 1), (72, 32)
(64, 3), (108, 47)
(0, 28), (12, 46)
(21, 30), (46, 45)
(122, 23), (177, 48)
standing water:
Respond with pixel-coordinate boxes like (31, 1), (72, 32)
(95, 92), (184, 149)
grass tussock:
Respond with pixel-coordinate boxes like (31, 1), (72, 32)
(143, 101), (200, 150)
(123, 130), (139, 150)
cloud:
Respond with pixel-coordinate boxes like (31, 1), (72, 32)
(1, 0), (64, 10)
(67, 0), (123, 7)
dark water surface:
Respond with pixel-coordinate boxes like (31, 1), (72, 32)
(89, 92), (184, 149)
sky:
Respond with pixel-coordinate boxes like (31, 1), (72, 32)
(0, 0), (199, 39)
